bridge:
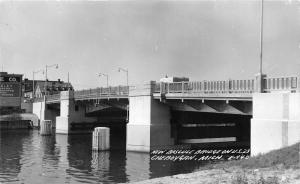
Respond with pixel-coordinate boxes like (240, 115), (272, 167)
(32, 74), (300, 156)
(38, 75), (298, 103)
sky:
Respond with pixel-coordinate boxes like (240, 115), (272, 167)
(1, 0), (300, 90)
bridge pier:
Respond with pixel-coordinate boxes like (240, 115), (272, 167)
(32, 97), (58, 127)
(126, 82), (174, 152)
(56, 91), (97, 134)
(56, 91), (74, 134)
(251, 93), (300, 156)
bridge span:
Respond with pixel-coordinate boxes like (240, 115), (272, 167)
(32, 75), (300, 156)
(37, 75), (298, 103)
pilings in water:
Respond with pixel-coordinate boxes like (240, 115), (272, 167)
(92, 127), (110, 151)
(40, 120), (52, 136)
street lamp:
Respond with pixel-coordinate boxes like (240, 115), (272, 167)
(118, 67), (129, 87)
(98, 73), (109, 88)
(44, 64), (58, 95)
(259, 0), (264, 75)
(32, 69), (44, 98)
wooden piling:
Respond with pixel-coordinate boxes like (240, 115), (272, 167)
(92, 127), (110, 151)
(40, 120), (52, 136)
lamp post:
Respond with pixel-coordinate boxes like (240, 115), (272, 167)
(44, 64), (58, 95)
(98, 73), (109, 88)
(118, 67), (129, 87)
(32, 69), (44, 98)
(259, 0), (264, 75)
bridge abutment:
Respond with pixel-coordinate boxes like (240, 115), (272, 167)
(126, 82), (174, 152)
(251, 93), (300, 156)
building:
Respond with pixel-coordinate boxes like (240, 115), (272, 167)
(23, 78), (73, 98)
(159, 76), (189, 83)
(0, 72), (23, 114)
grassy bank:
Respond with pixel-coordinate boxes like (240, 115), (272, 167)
(133, 143), (300, 184)
(209, 142), (300, 170)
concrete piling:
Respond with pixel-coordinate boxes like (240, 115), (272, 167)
(92, 127), (110, 151)
(40, 120), (52, 136)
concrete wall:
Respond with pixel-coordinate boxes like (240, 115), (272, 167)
(32, 101), (45, 122)
(70, 103), (96, 123)
(32, 100), (59, 127)
(127, 82), (174, 152)
(56, 91), (72, 134)
(56, 91), (96, 134)
(251, 93), (300, 155)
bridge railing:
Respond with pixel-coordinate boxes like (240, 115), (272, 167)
(154, 79), (255, 95)
(263, 76), (298, 92)
(74, 86), (129, 100)
(154, 76), (298, 95)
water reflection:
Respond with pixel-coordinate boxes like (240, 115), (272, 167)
(126, 152), (150, 182)
(0, 130), (239, 183)
(0, 130), (25, 183)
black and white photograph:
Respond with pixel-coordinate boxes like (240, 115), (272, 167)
(0, 0), (300, 183)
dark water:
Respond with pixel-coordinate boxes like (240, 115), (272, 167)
(0, 130), (210, 184)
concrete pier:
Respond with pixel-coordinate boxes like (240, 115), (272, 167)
(92, 127), (110, 151)
(55, 91), (96, 134)
(40, 120), (52, 135)
(56, 91), (74, 134)
(126, 82), (174, 152)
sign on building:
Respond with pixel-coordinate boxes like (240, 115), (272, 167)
(0, 73), (23, 107)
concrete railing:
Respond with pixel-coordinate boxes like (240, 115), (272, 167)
(34, 86), (129, 103)
(154, 76), (298, 95)
(263, 76), (298, 92)
(154, 79), (255, 94)
(74, 86), (129, 100)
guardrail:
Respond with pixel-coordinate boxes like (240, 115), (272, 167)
(74, 86), (129, 100)
(263, 76), (298, 92)
(154, 76), (298, 95)
(33, 86), (129, 103)
(154, 79), (255, 94)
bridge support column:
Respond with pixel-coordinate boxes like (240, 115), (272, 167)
(126, 82), (174, 152)
(32, 98), (46, 126)
(56, 91), (75, 134)
(251, 93), (300, 156)
(32, 96), (56, 127)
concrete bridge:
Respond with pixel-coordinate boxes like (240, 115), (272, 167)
(32, 74), (300, 156)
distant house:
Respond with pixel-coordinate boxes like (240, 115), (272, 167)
(159, 76), (189, 83)
(23, 79), (73, 98)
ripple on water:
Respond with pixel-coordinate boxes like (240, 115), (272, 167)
(0, 130), (216, 183)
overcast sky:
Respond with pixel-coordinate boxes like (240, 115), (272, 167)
(1, 0), (300, 89)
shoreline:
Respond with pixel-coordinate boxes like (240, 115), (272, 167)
(132, 143), (300, 184)
(131, 166), (300, 184)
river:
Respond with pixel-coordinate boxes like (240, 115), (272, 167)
(0, 129), (214, 184)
